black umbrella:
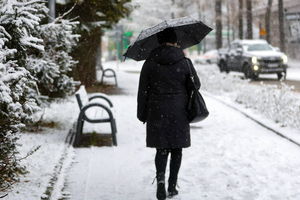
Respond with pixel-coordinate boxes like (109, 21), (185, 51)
(123, 16), (213, 61)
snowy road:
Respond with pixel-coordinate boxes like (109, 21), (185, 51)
(64, 71), (300, 200)
(221, 70), (300, 93)
(226, 59), (300, 93)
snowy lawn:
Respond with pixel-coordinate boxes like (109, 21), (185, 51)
(5, 98), (79, 200)
(195, 63), (300, 130)
(64, 65), (300, 200)
(7, 130), (68, 200)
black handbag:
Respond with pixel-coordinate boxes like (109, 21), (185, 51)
(186, 59), (209, 123)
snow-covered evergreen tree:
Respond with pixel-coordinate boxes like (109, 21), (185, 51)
(27, 18), (80, 98)
(0, 0), (46, 129)
(0, 21), (40, 198)
(0, 1), (80, 192)
(0, 0), (79, 193)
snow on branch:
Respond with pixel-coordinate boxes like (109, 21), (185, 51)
(20, 36), (44, 51)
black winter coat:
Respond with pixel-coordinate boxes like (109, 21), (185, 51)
(137, 45), (200, 148)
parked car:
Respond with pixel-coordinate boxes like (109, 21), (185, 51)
(218, 39), (288, 80)
(203, 49), (219, 64)
(194, 49), (219, 64)
(194, 54), (207, 64)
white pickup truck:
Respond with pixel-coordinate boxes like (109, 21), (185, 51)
(218, 39), (288, 80)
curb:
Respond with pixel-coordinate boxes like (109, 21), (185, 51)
(40, 125), (76, 200)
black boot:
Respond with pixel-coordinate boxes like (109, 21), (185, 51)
(156, 173), (166, 200)
(167, 179), (178, 198)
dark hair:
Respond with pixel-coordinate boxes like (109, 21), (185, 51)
(157, 27), (177, 44)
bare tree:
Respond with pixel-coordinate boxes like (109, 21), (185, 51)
(278, 0), (285, 52)
(265, 0), (273, 42)
(226, 0), (231, 46)
(246, 0), (253, 39)
(215, 0), (222, 49)
(229, 0), (238, 41)
(238, 0), (244, 39)
(171, 0), (175, 19)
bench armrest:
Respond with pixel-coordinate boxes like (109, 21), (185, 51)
(88, 93), (113, 108)
(80, 102), (114, 123)
(102, 68), (116, 73)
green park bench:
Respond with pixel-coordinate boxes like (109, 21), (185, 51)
(73, 85), (117, 147)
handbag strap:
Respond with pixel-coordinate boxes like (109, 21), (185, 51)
(185, 58), (196, 85)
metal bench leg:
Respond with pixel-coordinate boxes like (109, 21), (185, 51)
(101, 73), (104, 84)
(110, 118), (117, 146)
(114, 74), (118, 86)
(74, 119), (84, 147)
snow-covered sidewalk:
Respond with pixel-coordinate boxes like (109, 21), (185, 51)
(64, 68), (300, 200)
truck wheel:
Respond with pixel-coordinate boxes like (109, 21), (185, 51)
(243, 64), (258, 80)
(219, 61), (229, 73)
(284, 71), (287, 80)
(243, 64), (252, 79)
(219, 61), (225, 72)
(252, 74), (259, 80)
(277, 72), (284, 81)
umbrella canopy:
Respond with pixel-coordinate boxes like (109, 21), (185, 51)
(123, 16), (213, 61)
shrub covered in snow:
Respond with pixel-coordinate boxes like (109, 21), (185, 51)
(0, 0), (45, 128)
(0, 0), (44, 193)
(27, 18), (80, 98)
(197, 64), (300, 130)
(0, 0), (79, 194)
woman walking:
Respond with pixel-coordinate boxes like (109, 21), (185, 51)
(137, 27), (200, 200)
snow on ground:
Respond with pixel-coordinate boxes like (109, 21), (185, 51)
(7, 59), (300, 200)
(195, 63), (300, 130)
(6, 130), (68, 200)
(64, 63), (300, 200)
(5, 98), (79, 200)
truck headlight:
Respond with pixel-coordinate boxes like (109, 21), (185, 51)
(281, 55), (288, 64)
(253, 65), (259, 71)
(252, 56), (258, 64)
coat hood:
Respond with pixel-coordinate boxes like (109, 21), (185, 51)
(148, 45), (185, 65)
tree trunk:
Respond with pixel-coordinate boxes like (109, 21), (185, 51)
(238, 0), (244, 39)
(231, 1), (237, 41)
(246, 0), (253, 39)
(215, 0), (222, 49)
(171, 0), (175, 19)
(72, 29), (102, 87)
(226, 0), (231, 46)
(96, 35), (103, 71)
(265, 0), (273, 43)
(278, 0), (286, 52)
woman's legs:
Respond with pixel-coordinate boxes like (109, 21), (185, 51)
(155, 149), (169, 200)
(155, 149), (169, 180)
(155, 148), (182, 199)
(168, 148), (182, 195)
